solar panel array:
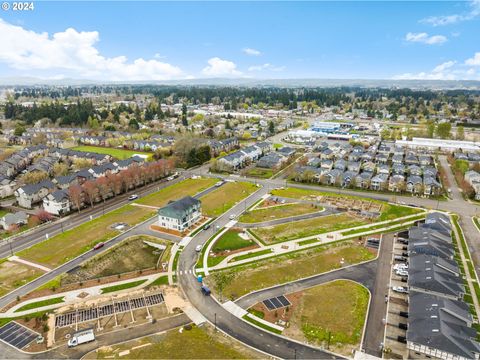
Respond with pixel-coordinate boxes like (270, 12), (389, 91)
(263, 295), (291, 310)
(0, 322), (39, 350)
(55, 292), (164, 328)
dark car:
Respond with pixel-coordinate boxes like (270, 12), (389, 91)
(201, 285), (211, 296)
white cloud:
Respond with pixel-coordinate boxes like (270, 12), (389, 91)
(421, 0), (480, 26)
(466, 52), (480, 66)
(0, 19), (184, 80)
(154, 53), (167, 59)
(202, 57), (241, 77)
(405, 32), (447, 45)
(242, 48), (261, 56)
(392, 59), (480, 80)
(248, 63), (286, 72)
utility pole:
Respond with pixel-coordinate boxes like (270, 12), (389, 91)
(214, 313), (217, 332)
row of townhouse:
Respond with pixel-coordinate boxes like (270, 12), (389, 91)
(14, 156), (145, 212)
(75, 135), (172, 152)
(400, 213), (480, 360)
(454, 152), (480, 163)
(215, 142), (272, 172)
(464, 170), (480, 200)
(256, 147), (296, 169)
(207, 137), (239, 157)
(0, 145), (49, 177)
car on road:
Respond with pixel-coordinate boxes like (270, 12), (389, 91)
(215, 180), (224, 187)
(195, 244), (203, 252)
(203, 224), (210, 230)
(167, 176), (174, 181)
(229, 214), (236, 220)
(392, 286), (408, 294)
(201, 285), (211, 296)
(128, 194), (138, 201)
(93, 242), (105, 250)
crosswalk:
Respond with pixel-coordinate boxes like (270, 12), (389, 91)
(177, 269), (194, 275)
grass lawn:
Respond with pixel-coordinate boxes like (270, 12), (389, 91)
(137, 178), (219, 207)
(271, 187), (421, 221)
(244, 168), (274, 179)
(208, 241), (374, 300)
(242, 314), (282, 334)
(212, 229), (254, 253)
(71, 146), (154, 160)
(230, 249), (272, 262)
(341, 214), (426, 236)
(286, 280), (369, 355)
(62, 236), (170, 285)
(239, 202), (323, 223)
(474, 217), (480, 232)
(93, 325), (262, 359)
(15, 296), (64, 313)
(147, 275), (169, 287)
(17, 205), (155, 268)
(250, 213), (368, 244)
(101, 279), (147, 294)
(0, 261), (43, 297)
(200, 182), (258, 217)
(0, 208), (10, 218)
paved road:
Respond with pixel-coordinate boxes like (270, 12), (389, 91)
(235, 261), (377, 309)
(177, 186), (344, 359)
(0, 174), (189, 259)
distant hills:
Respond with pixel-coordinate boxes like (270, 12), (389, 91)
(1, 76), (480, 90)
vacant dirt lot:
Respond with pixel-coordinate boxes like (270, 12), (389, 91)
(0, 261), (43, 297)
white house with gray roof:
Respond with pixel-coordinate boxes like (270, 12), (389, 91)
(157, 196), (201, 232)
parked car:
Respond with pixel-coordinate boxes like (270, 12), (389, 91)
(395, 270), (408, 277)
(394, 264), (408, 270)
(93, 242), (105, 250)
(392, 286), (408, 294)
(195, 244), (202, 252)
(128, 194), (138, 201)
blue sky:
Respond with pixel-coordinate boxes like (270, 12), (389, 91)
(0, 1), (479, 80)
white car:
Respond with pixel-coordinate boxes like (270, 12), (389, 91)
(229, 214), (236, 220)
(128, 194), (138, 201)
(195, 245), (202, 252)
(392, 286), (408, 294)
(396, 270), (408, 277)
(394, 264), (408, 270)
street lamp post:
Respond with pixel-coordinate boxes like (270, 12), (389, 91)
(214, 313), (217, 331)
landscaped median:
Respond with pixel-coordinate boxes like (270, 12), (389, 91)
(14, 296), (65, 313)
(341, 213), (427, 236)
(100, 279), (148, 294)
(238, 202), (324, 224)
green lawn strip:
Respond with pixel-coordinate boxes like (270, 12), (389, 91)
(452, 215), (477, 280)
(208, 256), (227, 267)
(200, 182), (258, 217)
(212, 230), (254, 252)
(246, 198), (264, 211)
(474, 217), (480, 233)
(270, 187), (422, 221)
(17, 205), (155, 268)
(242, 314), (282, 334)
(230, 249), (272, 262)
(14, 296), (64, 313)
(71, 146), (154, 160)
(341, 214), (426, 236)
(273, 143), (283, 149)
(247, 308), (265, 319)
(0, 310), (51, 328)
(239, 203), (323, 224)
(147, 275), (169, 287)
(250, 213), (368, 245)
(172, 250), (181, 272)
(101, 279), (147, 294)
(37, 275), (63, 291)
(136, 178), (219, 207)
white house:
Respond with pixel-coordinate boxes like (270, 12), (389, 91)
(157, 196), (201, 232)
(43, 189), (71, 216)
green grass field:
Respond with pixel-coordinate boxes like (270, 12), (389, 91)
(93, 325), (261, 359)
(239, 202), (323, 223)
(288, 280), (369, 354)
(212, 229), (254, 253)
(230, 249), (272, 262)
(72, 146), (154, 160)
(208, 241), (374, 299)
(200, 182), (258, 217)
(101, 279), (147, 294)
(137, 178), (219, 207)
(18, 205), (155, 268)
(15, 296), (64, 313)
(0, 261), (43, 297)
(341, 214), (426, 236)
(244, 168), (274, 179)
(250, 213), (368, 244)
